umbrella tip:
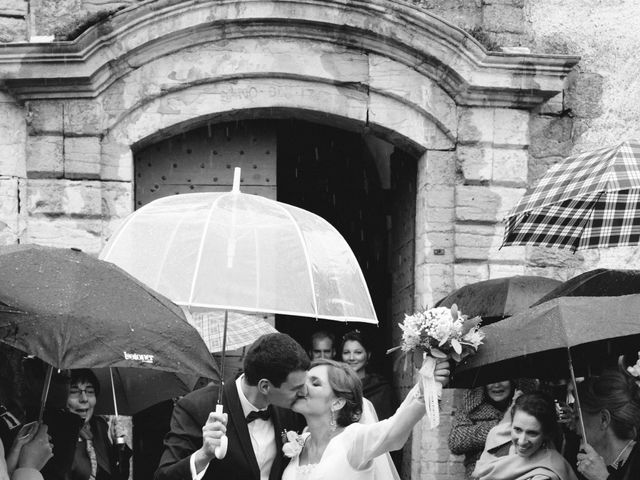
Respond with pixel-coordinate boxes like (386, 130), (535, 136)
(232, 167), (241, 193)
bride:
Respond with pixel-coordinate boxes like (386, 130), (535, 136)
(281, 358), (450, 480)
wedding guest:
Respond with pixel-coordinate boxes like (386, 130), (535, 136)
(575, 369), (640, 480)
(448, 380), (516, 478)
(473, 391), (578, 480)
(308, 331), (335, 360)
(340, 330), (396, 421)
(43, 369), (131, 480)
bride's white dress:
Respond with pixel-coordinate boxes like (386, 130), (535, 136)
(282, 395), (414, 480)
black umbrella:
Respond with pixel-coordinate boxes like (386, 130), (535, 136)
(0, 244), (219, 418)
(531, 268), (640, 306)
(451, 294), (640, 441)
(436, 275), (561, 324)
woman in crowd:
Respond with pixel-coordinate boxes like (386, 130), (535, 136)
(575, 369), (640, 480)
(281, 357), (450, 479)
(449, 380), (517, 478)
(340, 330), (396, 420)
(43, 370), (131, 480)
(472, 392), (578, 480)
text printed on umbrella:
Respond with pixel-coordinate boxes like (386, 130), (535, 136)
(123, 351), (155, 364)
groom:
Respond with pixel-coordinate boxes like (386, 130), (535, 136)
(154, 333), (310, 480)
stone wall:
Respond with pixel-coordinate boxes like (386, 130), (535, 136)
(0, 0), (27, 41)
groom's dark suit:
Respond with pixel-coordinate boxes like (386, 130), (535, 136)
(155, 380), (305, 480)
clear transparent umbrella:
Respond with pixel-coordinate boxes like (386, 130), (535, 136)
(100, 168), (377, 458)
(100, 170), (378, 325)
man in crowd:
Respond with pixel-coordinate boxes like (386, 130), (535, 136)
(307, 330), (335, 360)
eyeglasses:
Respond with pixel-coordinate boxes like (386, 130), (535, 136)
(69, 386), (96, 397)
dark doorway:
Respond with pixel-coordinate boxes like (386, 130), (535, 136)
(275, 119), (392, 376)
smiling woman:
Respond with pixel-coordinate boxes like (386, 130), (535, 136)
(42, 370), (132, 480)
(472, 392), (577, 480)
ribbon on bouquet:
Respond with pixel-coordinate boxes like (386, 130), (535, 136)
(419, 354), (442, 429)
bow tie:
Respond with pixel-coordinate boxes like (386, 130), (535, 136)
(246, 408), (271, 423)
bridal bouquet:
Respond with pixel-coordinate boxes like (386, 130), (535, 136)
(388, 304), (484, 428)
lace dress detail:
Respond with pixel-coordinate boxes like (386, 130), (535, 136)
(294, 463), (318, 479)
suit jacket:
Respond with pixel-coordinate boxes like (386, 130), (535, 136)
(154, 381), (305, 480)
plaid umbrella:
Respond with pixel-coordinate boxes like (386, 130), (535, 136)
(502, 140), (640, 251)
(186, 310), (277, 352)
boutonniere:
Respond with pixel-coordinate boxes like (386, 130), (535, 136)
(281, 430), (304, 458)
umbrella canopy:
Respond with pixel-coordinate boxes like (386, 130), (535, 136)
(436, 275), (561, 323)
(187, 310), (278, 352)
(502, 140), (640, 251)
(452, 294), (640, 387)
(100, 188), (377, 324)
(92, 368), (205, 416)
(532, 268), (640, 306)
(0, 244), (219, 379)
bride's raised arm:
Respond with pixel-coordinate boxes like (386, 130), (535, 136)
(347, 359), (450, 469)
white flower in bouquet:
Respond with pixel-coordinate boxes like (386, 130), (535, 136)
(388, 304), (485, 429)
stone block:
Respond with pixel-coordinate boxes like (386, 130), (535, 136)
(483, 5), (525, 34)
(368, 93), (454, 150)
(26, 179), (102, 216)
(528, 155), (563, 183)
(425, 207), (454, 225)
(492, 148), (528, 185)
(529, 116), (573, 158)
(101, 141), (133, 181)
(0, 100), (26, 177)
(27, 101), (64, 134)
(454, 224), (495, 260)
(369, 55), (458, 136)
(415, 230), (454, 265)
(453, 263), (489, 287)
(0, 16), (27, 42)
(565, 72), (604, 119)
(101, 181), (133, 219)
(457, 145), (492, 181)
(0, 177), (20, 245)
(63, 100), (104, 135)
(493, 109), (529, 146)
(0, 0), (28, 16)
(26, 135), (63, 177)
(425, 185), (455, 209)
(483, 0), (524, 6)
(25, 216), (103, 254)
(418, 150), (456, 187)
(489, 263), (525, 278)
(458, 107), (494, 144)
(414, 263), (454, 309)
(64, 137), (101, 179)
(455, 185), (525, 222)
(534, 92), (564, 115)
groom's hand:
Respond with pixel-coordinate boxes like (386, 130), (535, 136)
(194, 411), (227, 473)
(434, 359), (451, 387)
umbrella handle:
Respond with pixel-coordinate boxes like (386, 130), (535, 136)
(38, 364), (54, 422)
(214, 404), (228, 459)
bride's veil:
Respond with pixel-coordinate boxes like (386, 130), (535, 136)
(360, 398), (402, 480)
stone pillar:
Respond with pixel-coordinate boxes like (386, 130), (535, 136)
(0, 93), (27, 245)
(454, 107), (529, 285)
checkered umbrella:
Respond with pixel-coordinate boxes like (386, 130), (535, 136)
(502, 140), (640, 251)
(186, 310), (277, 352)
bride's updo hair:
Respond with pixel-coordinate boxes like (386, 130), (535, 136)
(311, 358), (363, 426)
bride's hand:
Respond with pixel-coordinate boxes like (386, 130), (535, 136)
(434, 359), (451, 387)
